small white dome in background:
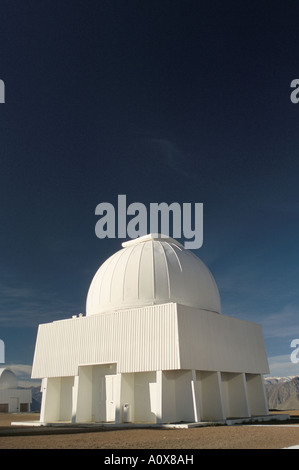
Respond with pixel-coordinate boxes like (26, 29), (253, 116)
(0, 368), (17, 390)
(86, 234), (221, 316)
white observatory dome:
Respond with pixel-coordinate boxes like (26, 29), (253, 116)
(0, 368), (17, 390)
(86, 234), (221, 316)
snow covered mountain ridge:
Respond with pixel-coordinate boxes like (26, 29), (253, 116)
(264, 376), (297, 384)
(264, 375), (299, 410)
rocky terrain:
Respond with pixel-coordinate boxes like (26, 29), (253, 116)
(264, 376), (299, 410)
(0, 411), (298, 449)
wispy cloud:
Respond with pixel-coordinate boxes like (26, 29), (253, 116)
(148, 138), (196, 179)
(260, 304), (299, 339)
(4, 363), (40, 388)
(216, 250), (299, 309)
(0, 280), (78, 327)
(138, 137), (203, 181)
(267, 354), (299, 377)
(8, 364), (32, 376)
(218, 262), (285, 301)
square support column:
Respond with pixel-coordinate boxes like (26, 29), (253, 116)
(196, 371), (226, 421)
(191, 370), (201, 422)
(75, 366), (92, 422)
(159, 370), (201, 423)
(221, 372), (250, 418)
(40, 377), (61, 423)
(39, 378), (48, 423)
(120, 373), (135, 423)
(72, 375), (79, 423)
(114, 373), (122, 424)
(246, 374), (269, 416)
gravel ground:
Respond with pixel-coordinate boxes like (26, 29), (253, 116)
(1, 412), (299, 449)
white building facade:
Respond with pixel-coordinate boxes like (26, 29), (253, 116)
(31, 234), (269, 424)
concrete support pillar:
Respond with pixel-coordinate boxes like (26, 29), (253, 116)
(134, 371), (156, 423)
(59, 377), (74, 421)
(191, 370), (201, 422)
(158, 370), (201, 423)
(40, 377), (61, 423)
(75, 365), (92, 423)
(155, 370), (163, 424)
(39, 378), (48, 423)
(197, 371), (225, 421)
(119, 373), (135, 423)
(221, 372), (250, 418)
(71, 375), (79, 423)
(114, 373), (122, 424)
(246, 374), (269, 416)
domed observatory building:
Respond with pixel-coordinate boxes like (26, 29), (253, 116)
(32, 234), (269, 424)
(0, 368), (32, 412)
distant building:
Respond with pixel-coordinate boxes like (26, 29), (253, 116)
(32, 234), (269, 424)
(0, 368), (32, 412)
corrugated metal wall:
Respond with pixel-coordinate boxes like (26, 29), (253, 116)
(32, 302), (269, 379)
(177, 304), (269, 374)
(31, 303), (180, 378)
(0, 389), (32, 404)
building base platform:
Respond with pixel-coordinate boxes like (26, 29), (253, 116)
(11, 414), (290, 429)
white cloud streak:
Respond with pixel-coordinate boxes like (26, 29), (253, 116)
(267, 354), (299, 377)
(0, 280), (78, 327)
(4, 363), (41, 388)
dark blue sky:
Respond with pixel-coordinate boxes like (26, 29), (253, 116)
(1, 0), (299, 381)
